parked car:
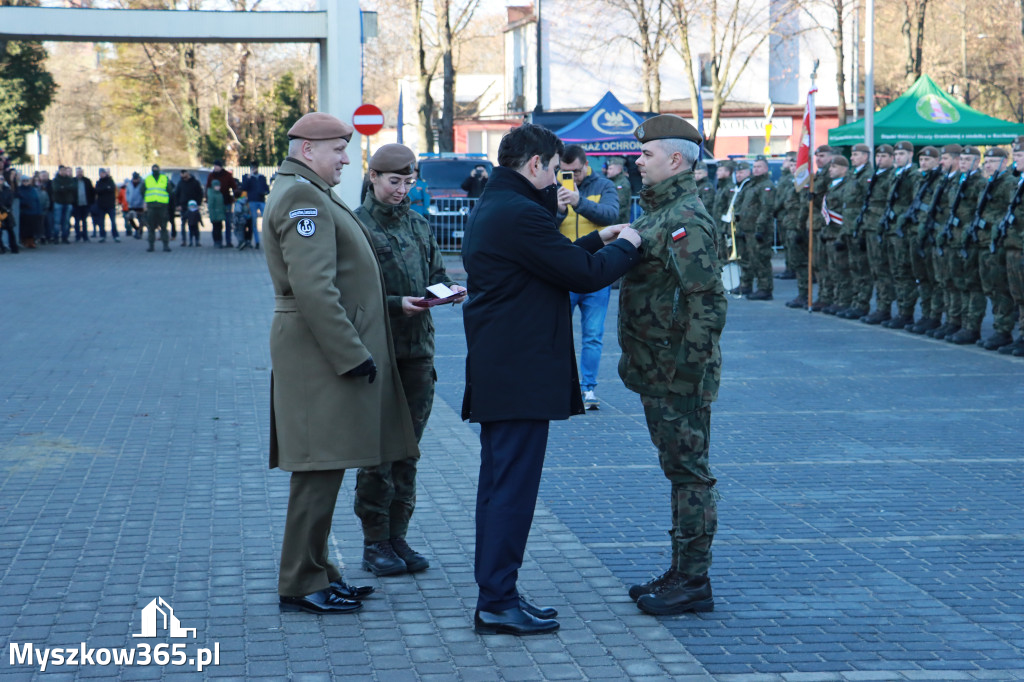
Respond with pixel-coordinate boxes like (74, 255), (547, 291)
(417, 154), (493, 249)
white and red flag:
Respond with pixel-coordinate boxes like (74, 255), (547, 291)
(794, 86), (818, 190)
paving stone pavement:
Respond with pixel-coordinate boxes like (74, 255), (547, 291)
(1, 241), (1022, 681)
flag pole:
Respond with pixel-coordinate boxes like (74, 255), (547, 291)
(807, 61), (819, 311)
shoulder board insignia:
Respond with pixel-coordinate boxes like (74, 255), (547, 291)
(672, 227), (687, 241)
(289, 208), (318, 218)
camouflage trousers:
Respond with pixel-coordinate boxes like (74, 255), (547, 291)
(956, 245), (987, 331)
(1007, 248), (1024, 333)
(640, 396), (717, 575)
(979, 245), (1015, 334)
(847, 234), (873, 311)
(866, 231), (895, 312)
(812, 231), (831, 304)
(718, 224), (732, 264)
(940, 246), (965, 325)
(785, 231), (809, 300)
(910, 241), (940, 321)
(739, 233), (773, 292)
(821, 237), (851, 308)
(354, 357), (435, 543)
(885, 233), (917, 318)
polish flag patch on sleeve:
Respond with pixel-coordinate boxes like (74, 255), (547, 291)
(672, 227), (687, 241)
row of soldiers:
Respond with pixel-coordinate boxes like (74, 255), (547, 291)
(696, 142), (1024, 355)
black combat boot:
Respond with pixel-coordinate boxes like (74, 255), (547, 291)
(861, 309), (891, 325)
(636, 572), (714, 615)
(747, 290), (773, 301)
(810, 300), (828, 312)
(949, 328), (981, 345)
(785, 297), (806, 309)
(941, 325), (961, 340)
(980, 331), (1014, 351)
(390, 537), (429, 573)
(997, 337), (1023, 355)
(628, 568), (677, 602)
(362, 540), (407, 576)
(909, 317), (940, 334)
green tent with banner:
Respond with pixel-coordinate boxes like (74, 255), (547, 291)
(828, 75), (1024, 146)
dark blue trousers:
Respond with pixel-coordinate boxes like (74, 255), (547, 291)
(475, 419), (549, 612)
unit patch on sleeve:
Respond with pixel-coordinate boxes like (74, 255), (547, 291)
(672, 227), (687, 241)
(296, 218), (316, 237)
(289, 208), (318, 218)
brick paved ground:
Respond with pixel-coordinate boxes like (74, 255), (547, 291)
(1, 240), (1022, 681)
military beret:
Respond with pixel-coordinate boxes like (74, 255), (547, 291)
(961, 145), (981, 156)
(287, 112), (354, 142)
(918, 146), (940, 158)
(852, 143), (871, 153)
(1012, 136), (1024, 152)
(894, 141), (914, 152)
(785, 151), (798, 160)
(369, 143), (416, 175)
(633, 114), (702, 145)
(986, 147), (1008, 159)
(815, 144), (833, 154)
(941, 143), (963, 155)
(695, 161), (708, 170)
(719, 160), (735, 170)
(876, 144), (894, 155)
(734, 161), (752, 171)
(605, 156), (626, 166)
(830, 155), (850, 168)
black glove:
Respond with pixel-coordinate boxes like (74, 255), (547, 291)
(345, 357), (377, 384)
(858, 235), (868, 252)
(795, 232), (806, 246)
(754, 232), (765, 244)
(834, 240), (847, 253)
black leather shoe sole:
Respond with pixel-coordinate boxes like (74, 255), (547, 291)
(362, 559), (407, 576)
(279, 595), (363, 615)
(330, 580), (375, 600)
(474, 614), (559, 636)
(636, 596), (714, 615)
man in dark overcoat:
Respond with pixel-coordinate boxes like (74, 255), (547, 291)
(263, 112), (419, 615)
(461, 123), (642, 636)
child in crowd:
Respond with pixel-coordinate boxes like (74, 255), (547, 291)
(184, 199), (203, 246)
(234, 195), (253, 250)
(207, 179), (226, 247)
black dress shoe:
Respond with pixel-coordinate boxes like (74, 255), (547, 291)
(518, 595), (557, 619)
(362, 540), (407, 576)
(391, 537), (429, 573)
(280, 588), (363, 614)
(474, 606), (559, 636)
(330, 579), (374, 600)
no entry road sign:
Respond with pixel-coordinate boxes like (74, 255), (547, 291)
(353, 104), (384, 136)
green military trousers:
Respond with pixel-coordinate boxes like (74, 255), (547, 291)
(640, 396), (717, 576)
(279, 469), (346, 597)
(786, 232), (809, 300)
(886, 233), (917, 318)
(821, 237), (851, 308)
(847, 235), (872, 312)
(910, 240), (939, 321)
(812, 232), (831, 304)
(354, 357), (434, 543)
(979, 246), (1015, 334)
(941, 247), (965, 326)
(866, 230), (895, 313)
(1007, 248), (1024, 334)
(957, 245), (988, 331)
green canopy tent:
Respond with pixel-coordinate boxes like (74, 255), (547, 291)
(828, 75), (1024, 147)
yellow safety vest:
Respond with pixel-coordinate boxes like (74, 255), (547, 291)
(144, 174), (169, 204)
(559, 167), (602, 241)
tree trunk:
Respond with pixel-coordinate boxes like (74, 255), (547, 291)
(412, 0), (435, 154)
(834, 0), (847, 126)
(902, 2), (914, 86)
(225, 42), (251, 166)
(436, 0), (456, 153)
(913, 0), (928, 83)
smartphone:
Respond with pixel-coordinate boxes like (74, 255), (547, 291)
(559, 171), (575, 190)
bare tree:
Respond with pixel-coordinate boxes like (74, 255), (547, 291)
(797, 0), (854, 125)
(667, 0), (801, 146)
(901, 0), (929, 86)
(600, 0), (671, 112)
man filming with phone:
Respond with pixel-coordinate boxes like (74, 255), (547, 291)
(555, 145), (622, 411)
(461, 165), (489, 198)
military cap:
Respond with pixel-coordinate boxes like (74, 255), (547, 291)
(785, 151), (798, 160)
(1012, 136), (1024, 152)
(876, 144), (894, 155)
(287, 112), (354, 142)
(894, 141), (914, 152)
(830, 155), (850, 168)
(941, 143), (963, 156)
(815, 144), (833, 154)
(633, 114), (702, 144)
(368, 143), (416, 175)
(961, 145), (981, 156)
(918, 146), (940, 158)
(852, 143), (871, 153)
(985, 147), (1008, 159)
(734, 161), (752, 171)
(695, 161), (708, 170)
(719, 159), (735, 170)
(605, 156), (626, 166)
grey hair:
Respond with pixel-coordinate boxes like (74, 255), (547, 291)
(288, 138), (305, 156)
(656, 138), (701, 166)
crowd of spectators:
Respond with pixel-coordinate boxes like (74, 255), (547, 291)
(0, 152), (271, 255)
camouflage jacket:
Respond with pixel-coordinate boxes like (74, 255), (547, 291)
(696, 177), (716, 216)
(823, 174), (863, 239)
(924, 171), (958, 243)
(862, 167), (894, 233)
(773, 169), (802, 235)
(355, 193), (456, 360)
(897, 167), (942, 241)
(974, 167), (1016, 248)
(806, 166), (831, 234)
(946, 170), (986, 243)
(732, 174), (774, 237)
(609, 171), (633, 223)
(1001, 169), (1024, 251)
(850, 163), (874, 236)
(882, 163), (920, 236)
(712, 177), (734, 234)
(617, 170), (727, 409)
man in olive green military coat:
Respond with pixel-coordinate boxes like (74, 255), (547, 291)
(694, 161), (716, 215)
(970, 147), (1016, 350)
(711, 161), (735, 263)
(776, 152), (806, 308)
(944, 147), (986, 343)
(821, 156), (862, 314)
(838, 143), (874, 318)
(920, 145), (962, 337)
(879, 141), (921, 329)
(606, 156), (634, 223)
(999, 136), (1024, 356)
(618, 114), (727, 616)
(860, 145), (896, 323)
(264, 112), (419, 614)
